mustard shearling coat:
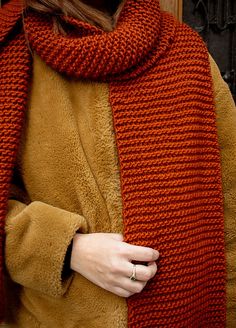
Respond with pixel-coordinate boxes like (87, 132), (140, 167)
(3, 54), (236, 328)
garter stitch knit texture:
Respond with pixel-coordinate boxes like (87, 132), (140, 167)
(0, 0), (226, 326)
(0, 0), (31, 319)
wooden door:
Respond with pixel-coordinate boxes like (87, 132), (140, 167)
(160, 0), (183, 21)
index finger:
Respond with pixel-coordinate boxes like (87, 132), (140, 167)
(124, 243), (159, 262)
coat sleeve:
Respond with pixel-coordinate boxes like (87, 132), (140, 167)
(5, 191), (88, 298)
(210, 55), (236, 326)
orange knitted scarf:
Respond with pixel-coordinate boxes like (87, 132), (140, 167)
(0, 0), (226, 326)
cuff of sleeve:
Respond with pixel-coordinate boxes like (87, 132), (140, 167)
(5, 201), (88, 297)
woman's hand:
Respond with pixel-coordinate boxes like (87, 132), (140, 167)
(70, 233), (159, 297)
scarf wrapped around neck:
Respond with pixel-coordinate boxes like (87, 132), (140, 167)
(0, 0), (226, 326)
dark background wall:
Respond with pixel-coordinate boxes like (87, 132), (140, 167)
(183, 0), (236, 101)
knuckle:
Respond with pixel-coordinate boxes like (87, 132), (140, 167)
(138, 285), (144, 293)
(106, 272), (114, 284)
(153, 250), (159, 260)
(151, 250), (157, 260)
(126, 291), (133, 298)
(116, 244), (127, 257)
(134, 283), (144, 293)
(152, 263), (158, 275)
(102, 281), (110, 290)
(145, 249), (153, 260)
(117, 289), (132, 298)
(113, 288), (123, 297)
(150, 269), (156, 278)
(143, 270), (152, 281)
(150, 262), (157, 276)
(144, 248), (158, 261)
(110, 259), (120, 274)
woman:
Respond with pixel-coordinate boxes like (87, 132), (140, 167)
(0, 0), (235, 326)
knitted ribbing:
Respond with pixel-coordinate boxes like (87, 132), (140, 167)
(24, 0), (166, 81)
(0, 0), (226, 326)
(109, 20), (226, 326)
(0, 0), (31, 320)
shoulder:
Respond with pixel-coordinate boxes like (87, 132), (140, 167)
(208, 54), (235, 118)
(161, 11), (210, 67)
(210, 53), (236, 151)
(208, 54), (232, 98)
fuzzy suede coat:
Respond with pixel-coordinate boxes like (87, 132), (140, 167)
(2, 54), (236, 328)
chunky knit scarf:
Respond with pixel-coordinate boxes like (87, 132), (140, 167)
(0, 0), (226, 326)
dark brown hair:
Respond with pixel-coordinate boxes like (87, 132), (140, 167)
(24, 0), (124, 32)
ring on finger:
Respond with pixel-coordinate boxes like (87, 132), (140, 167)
(129, 264), (137, 281)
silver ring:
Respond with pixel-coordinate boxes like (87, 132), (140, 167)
(129, 264), (137, 281)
